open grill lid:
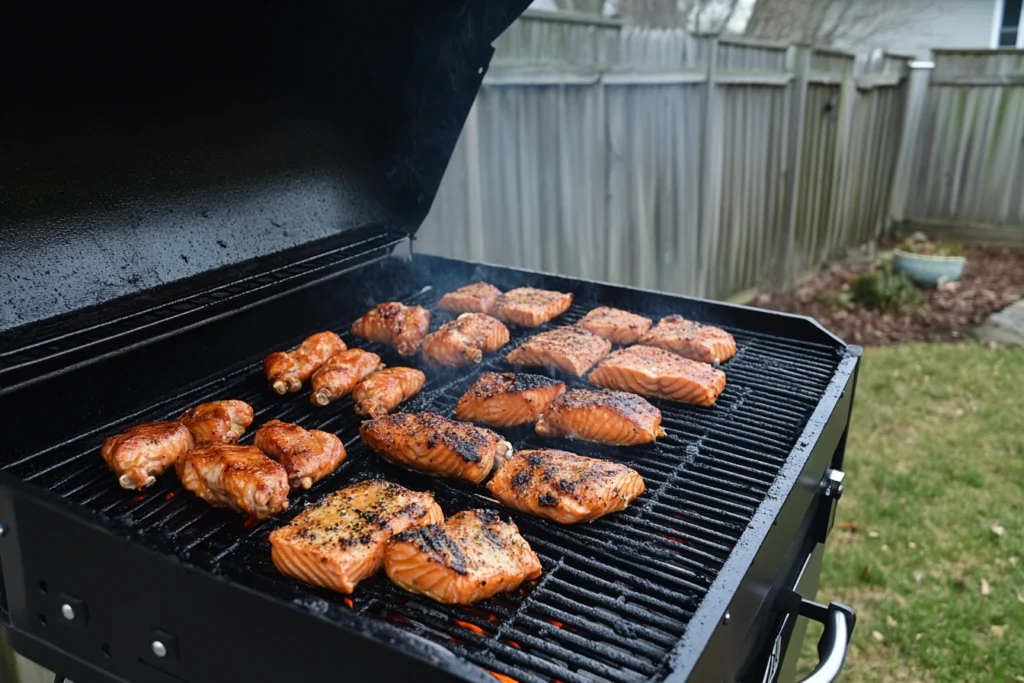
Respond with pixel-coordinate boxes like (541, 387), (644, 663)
(0, 1), (531, 334)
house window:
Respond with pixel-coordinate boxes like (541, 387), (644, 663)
(995, 0), (1024, 47)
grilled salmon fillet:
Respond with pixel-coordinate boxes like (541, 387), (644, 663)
(494, 287), (573, 327)
(178, 400), (254, 446)
(253, 420), (347, 489)
(310, 349), (382, 406)
(535, 388), (665, 446)
(352, 367), (426, 418)
(639, 315), (738, 364)
(437, 282), (503, 315)
(454, 372), (566, 428)
(576, 306), (653, 345)
(589, 345), (726, 407)
(264, 331), (346, 395)
(384, 509), (541, 605)
(487, 449), (646, 524)
(351, 302), (431, 356)
(269, 480), (442, 594)
(359, 413), (512, 484)
(421, 313), (510, 367)
(101, 421), (194, 490)
(175, 444), (289, 520)
(506, 326), (611, 377)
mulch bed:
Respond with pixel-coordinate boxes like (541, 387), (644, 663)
(752, 245), (1024, 346)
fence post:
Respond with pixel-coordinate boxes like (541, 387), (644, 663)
(463, 99), (485, 261)
(697, 35), (719, 298)
(888, 60), (932, 233)
(825, 54), (858, 258)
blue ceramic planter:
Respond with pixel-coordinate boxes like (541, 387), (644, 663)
(893, 249), (966, 286)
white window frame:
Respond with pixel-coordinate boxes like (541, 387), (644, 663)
(991, 0), (1024, 48)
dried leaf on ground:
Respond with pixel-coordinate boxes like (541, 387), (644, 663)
(991, 624), (1008, 637)
(991, 524), (1006, 537)
(914, 571), (924, 584)
(886, 616), (898, 627)
(839, 521), (861, 532)
(872, 630), (885, 642)
(981, 579), (991, 596)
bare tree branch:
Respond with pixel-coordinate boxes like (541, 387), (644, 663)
(746, 0), (939, 48)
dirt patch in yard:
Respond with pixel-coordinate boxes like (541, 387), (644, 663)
(754, 245), (1024, 346)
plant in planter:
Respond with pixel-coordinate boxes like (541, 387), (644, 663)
(894, 233), (967, 286)
(849, 263), (924, 312)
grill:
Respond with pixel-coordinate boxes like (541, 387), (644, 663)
(0, 4), (859, 683)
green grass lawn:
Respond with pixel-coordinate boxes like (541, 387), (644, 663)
(797, 342), (1024, 682)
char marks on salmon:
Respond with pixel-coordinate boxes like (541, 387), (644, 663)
(535, 388), (665, 446)
(455, 372), (567, 428)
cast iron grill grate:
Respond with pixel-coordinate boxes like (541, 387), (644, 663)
(2, 270), (841, 683)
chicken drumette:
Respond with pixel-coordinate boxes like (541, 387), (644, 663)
(254, 420), (347, 489)
(178, 400), (254, 445)
(264, 331), (346, 395)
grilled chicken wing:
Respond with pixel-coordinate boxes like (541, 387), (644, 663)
(359, 413), (512, 484)
(310, 349), (382, 407)
(175, 444), (289, 520)
(421, 313), (510, 367)
(589, 345), (726, 406)
(494, 287), (573, 327)
(254, 420), (347, 489)
(264, 331), (346, 395)
(576, 306), (653, 345)
(178, 400), (254, 445)
(455, 372), (566, 428)
(437, 282), (503, 315)
(506, 326), (611, 377)
(351, 302), (431, 356)
(101, 421), (194, 490)
(535, 389), (665, 446)
(269, 480), (442, 594)
(384, 509), (541, 605)
(639, 315), (737, 364)
(487, 449), (646, 524)
(352, 367), (426, 418)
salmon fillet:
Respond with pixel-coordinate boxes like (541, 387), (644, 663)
(264, 331), (346, 395)
(101, 421), (194, 490)
(351, 302), (431, 356)
(535, 388), (665, 446)
(359, 413), (512, 484)
(175, 444), (290, 520)
(639, 315), (737, 364)
(486, 449), (646, 524)
(384, 509), (541, 605)
(178, 400), (254, 446)
(576, 306), (653, 345)
(588, 345), (726, 407)
(352, 367), (426, 418)
(454, 372), (566, 428)
(494, 287), (573, 327)
(421, 313), (510, 367)
(506, 326), (611, 377)
(269, 480), (442, 594)
(310, 349), (382, 406)
(254, 420), (347, 489)
(437, 282), (503, 315)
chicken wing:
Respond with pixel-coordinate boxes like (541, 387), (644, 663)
(384, 509), (542, 605)
(264, 331), (346, 395)
(638, 315), (737, 364)
(506, 326), (611, 376)
(359, 412), (512, 484)
(454, 372), (566, 428)
(101, 421), (194, 490)
(270, 480), (442, 594)
(178, 400), (254, 445)
(352, 367), (426, 418)
(576, 306), (653, 345)
(535, 388), (665, 446)
(351, 302), (431, 356)
(310, 349), (382, 406)
(487, 449), (645, 524)
(175, 444), (289, 520)
(494, 287), (573, 327)
(437, 282), (503, 315)
(254, 420), (347, 489)
(421, 313), (510, 367)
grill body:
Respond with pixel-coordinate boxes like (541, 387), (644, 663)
(0, 250), (860, 683)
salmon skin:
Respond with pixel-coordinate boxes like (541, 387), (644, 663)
(576, 306), (652, 345)
(264, 331), (346, 395)
(384, 509), (541, 605)
(310, 349), (382, 406)
(535, 388), (665, 446)
(178, 400), (254, 446)
(494, 287), (573, 327)
(254, 420), (347, 489)
(437, 282), (503, 315)
(175, 444), (290, 520)
(269, 480), (442, 594)
(506, 326), (611, 377)
(421, 313), (509, 367)
(101, 421), (194, 490)
(639, 315), (737, 364)
(589, 345), (726, 407)
(351, 302), (431, 356)
(359, 413), (512, 484)
(487, 449), (646, 524)
(455, 372), (566, 428)
(352, 367), (426, 418)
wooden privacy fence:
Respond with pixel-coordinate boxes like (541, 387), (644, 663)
(416, 12), (912, 300)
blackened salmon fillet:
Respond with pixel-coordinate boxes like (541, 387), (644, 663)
(588, 345), (726, 407)
(455, 372), (566, 428)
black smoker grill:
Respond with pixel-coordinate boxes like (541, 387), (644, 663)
(0, 4), (859, 683)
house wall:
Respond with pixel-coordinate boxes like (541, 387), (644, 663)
(836, 0), (997, 58)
